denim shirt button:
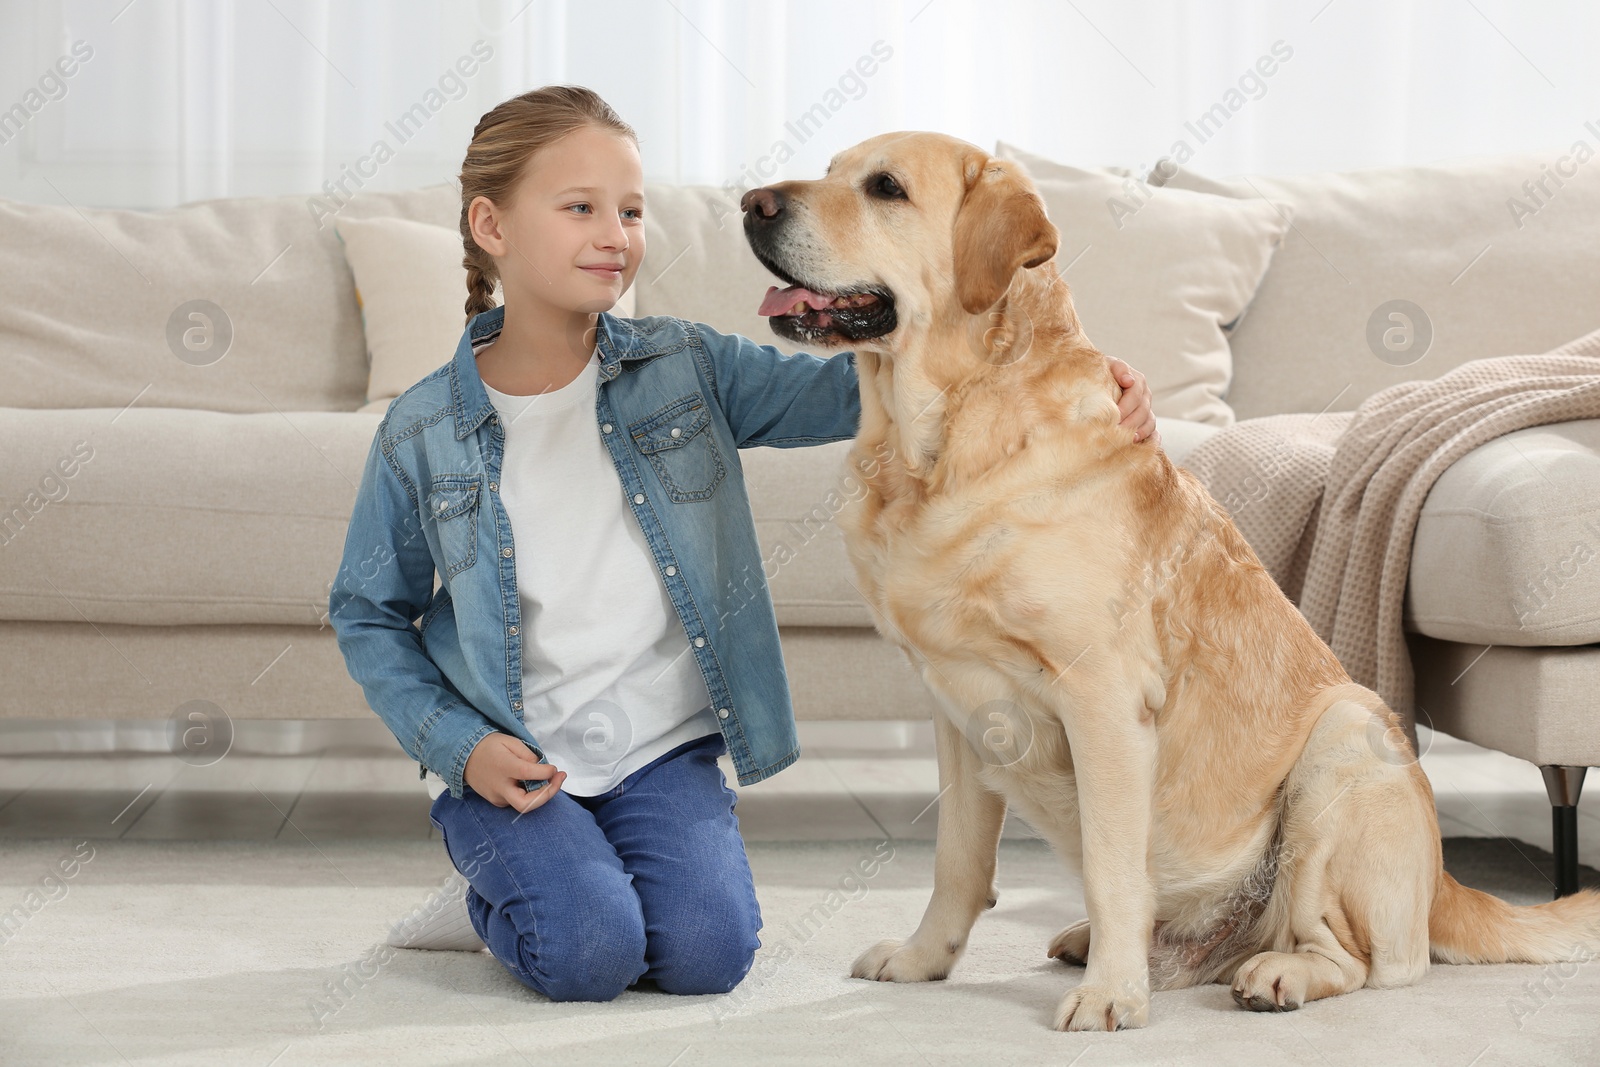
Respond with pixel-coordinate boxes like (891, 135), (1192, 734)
(512, 700), (523, 710)
(502, 547), (513, 557)
(717, 707), (730, 719)
(633, 493), (645, 504)
(489, 482), (498, 491)
(694, 637), (705, 648)
(602, 423), (614, 433)
(670, 427), (682, 438)
(508, 626), (518, 635)
(665, 565), (676, 576)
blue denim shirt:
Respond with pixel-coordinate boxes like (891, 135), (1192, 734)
(329, 305), (861, 800)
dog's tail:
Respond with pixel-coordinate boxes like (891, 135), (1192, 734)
(1428, 870), (1600, 964)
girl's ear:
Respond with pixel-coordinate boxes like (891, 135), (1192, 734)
(951, 154), (1059, 315)
(468, 194), (509, 256)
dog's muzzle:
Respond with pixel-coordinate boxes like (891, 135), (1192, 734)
(741, 185), (898, 345)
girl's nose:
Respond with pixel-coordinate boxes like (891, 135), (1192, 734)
(600, 211), (628, 250)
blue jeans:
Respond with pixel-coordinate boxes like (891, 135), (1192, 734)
(428, 731), (762, 1001)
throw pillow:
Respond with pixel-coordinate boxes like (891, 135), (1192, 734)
(995, 141), (1292, 426)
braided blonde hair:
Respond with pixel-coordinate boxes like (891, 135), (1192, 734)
(458, 86), (639, 320)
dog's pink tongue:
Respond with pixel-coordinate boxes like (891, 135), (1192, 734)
(759, 284), (833, 317)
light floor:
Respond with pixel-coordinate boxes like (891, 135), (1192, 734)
(2, 721), (1597, 1067)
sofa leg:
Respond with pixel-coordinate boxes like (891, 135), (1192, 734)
(1540, 766), (1587, 899)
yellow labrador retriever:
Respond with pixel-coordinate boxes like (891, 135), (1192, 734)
(738, 131), (1600, 1031)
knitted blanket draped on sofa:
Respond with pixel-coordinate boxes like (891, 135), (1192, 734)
(1181, 327), (1600, 722)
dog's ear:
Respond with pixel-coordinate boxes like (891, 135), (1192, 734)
(952, 154), (1059, 315)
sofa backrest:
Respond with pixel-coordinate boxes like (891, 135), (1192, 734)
(1155, 152), (1600, 418)
(0, 183), (459, 413)
(10, 149), (1597, 421)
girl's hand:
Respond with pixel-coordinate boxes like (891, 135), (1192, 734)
(1109, 357), (1159, 446)
(464, 732), (567, 812)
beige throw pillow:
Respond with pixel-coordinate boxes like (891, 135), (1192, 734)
(336, 216), (635, 414)
(995, 141), (1293, 426)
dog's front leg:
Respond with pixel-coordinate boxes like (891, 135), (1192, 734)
(851, 705), (1005, 982)
(1052, 676), (1158, 1032)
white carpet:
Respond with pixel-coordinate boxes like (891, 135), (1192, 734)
(1, 837), (1596, 1066)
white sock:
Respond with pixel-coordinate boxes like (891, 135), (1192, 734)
(387, 871), (487, 951)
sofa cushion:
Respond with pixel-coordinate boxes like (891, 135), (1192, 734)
(740, 439), (873, 628)
(996, 143), (1294, 427)
(0, 184), (460, 415)
(1153, 416), (1222, 466)
(0, 407), (383, 625)
(1406, 418), (1600, 646)
(1150, 154), (1600, 419)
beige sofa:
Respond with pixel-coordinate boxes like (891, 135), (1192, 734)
(1, 143), (1595, 890)
(1137, 153), (1600, 896)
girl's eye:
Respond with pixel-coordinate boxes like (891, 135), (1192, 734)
(568, 204), (644, 220)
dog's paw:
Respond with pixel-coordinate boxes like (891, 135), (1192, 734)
(1048, 919), (1091, 964)
(1230, 952), (1308, 1012)
(1052, 979), (1149, 1031)
(850, 938), (957, 982)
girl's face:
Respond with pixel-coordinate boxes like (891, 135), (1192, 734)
(470, 125), (645, 316)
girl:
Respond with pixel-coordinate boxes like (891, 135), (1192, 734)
(330, 84), (1158, 1003)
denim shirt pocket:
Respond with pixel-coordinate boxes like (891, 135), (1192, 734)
(629, 392), (726, 503)
(426, 474), (482, 577)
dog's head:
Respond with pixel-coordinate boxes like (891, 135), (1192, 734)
(741, 131), (1059, 348)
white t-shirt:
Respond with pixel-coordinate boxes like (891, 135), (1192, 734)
(425, 332), (718, 799)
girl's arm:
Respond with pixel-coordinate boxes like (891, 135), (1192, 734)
(328, 427), (502, 801)
(691, 321), (861, 448)
(691, 319), (1158, 449)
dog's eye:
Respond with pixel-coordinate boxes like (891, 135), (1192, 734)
(868, 173), (906, 200)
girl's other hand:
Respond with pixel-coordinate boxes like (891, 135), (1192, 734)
(464, 732), (567, 812)
(1108, 356), (1159, 447)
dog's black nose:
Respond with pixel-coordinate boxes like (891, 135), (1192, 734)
(741, 186), (785, 224)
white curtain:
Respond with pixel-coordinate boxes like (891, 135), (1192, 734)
(1, 0), (1596, 208)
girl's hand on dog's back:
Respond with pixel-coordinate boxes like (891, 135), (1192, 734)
(1108, 356), (1159, 447)
(464, 732), (567, 811)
